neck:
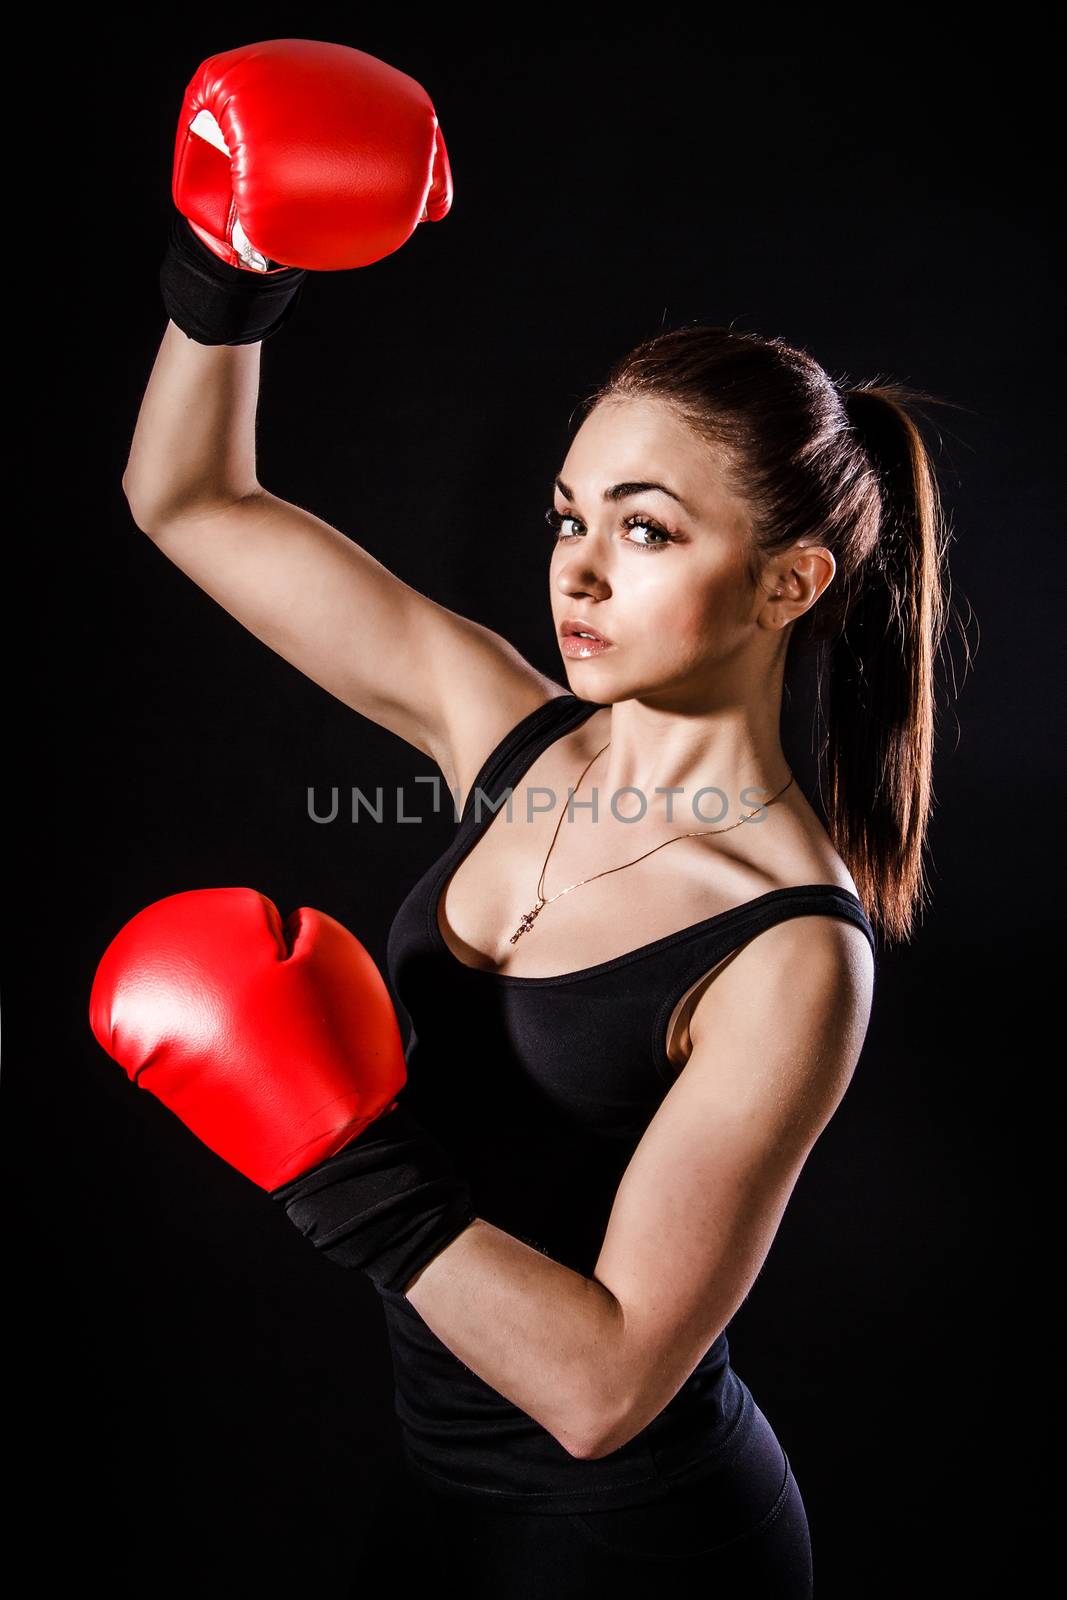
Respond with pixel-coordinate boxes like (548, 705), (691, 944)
(589, 696), (791, 825)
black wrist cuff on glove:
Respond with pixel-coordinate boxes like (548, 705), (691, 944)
(159, 214), (308, 346)
(269, 1102), (476, 1297)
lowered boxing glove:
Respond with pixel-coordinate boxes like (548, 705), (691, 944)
(89, 886), (404, 1188)
(89, 887), (475, 1294)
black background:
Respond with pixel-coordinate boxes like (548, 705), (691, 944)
(8, 13), (1057, 1596)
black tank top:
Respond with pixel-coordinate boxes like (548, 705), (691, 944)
(382, 692), (875, 1512)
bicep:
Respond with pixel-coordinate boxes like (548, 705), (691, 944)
(590, 917), (874, 1451)
(133, 487), (566, 776)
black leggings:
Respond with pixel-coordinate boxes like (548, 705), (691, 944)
(354, 1387), (813, 1598)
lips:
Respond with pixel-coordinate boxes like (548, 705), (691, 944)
(561, 619), (612, 644)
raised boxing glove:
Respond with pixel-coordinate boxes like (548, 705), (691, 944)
(171, 36), (454, 271)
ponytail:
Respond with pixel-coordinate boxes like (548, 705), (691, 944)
(821, 385), (954, 944)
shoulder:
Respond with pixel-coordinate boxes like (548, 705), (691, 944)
(687, 908), (875, 1108)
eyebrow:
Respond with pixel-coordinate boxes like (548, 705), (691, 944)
(554, 477), (695, 516)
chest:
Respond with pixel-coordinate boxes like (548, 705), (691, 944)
(435, 809), (754, 1066)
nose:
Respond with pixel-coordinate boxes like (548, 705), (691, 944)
(554, 549), (612, 603)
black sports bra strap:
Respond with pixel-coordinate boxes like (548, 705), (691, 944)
(460, 694), (600, 826)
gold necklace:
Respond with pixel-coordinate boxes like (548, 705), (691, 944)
(510, 740), (796, 943)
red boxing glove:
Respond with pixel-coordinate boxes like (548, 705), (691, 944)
(89, 887), (405, 1191)
(172, 36), (454, 270)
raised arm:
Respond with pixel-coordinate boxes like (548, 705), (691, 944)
(122, 321), (565, 796)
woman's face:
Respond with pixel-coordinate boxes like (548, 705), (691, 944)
(549, 395), (767, 703)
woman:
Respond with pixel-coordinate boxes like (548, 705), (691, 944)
(124, 173), (951, 1600)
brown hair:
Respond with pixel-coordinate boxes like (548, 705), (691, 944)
(578, 322), (969, 949)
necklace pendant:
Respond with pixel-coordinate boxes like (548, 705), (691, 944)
(510, 900), (545, 944)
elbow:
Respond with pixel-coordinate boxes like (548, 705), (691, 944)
(566, 1346), (646, 1460)
(579, 1367), (663, 1458)
(565, 1395), (639, 1462)
(555, 1297), (644, 1460)
(577, 1416), (637, 1462)
(553, 1401), (619, 1462)
(121, 478), (158, 536)
(556, 1423), (601, 1461)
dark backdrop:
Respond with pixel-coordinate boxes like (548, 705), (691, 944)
(9, 15), (1056, 1597)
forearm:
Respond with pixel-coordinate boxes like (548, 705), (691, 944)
(272, 1107), (639, 1459)
(122, 320), (262, 528)
(403, 1218), (632, 1460)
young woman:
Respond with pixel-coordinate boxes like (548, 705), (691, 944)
(122, 55), (952, 1593)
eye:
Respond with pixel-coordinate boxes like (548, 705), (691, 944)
(543, 506), (677, 552)
(544, 507), (582, 540)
